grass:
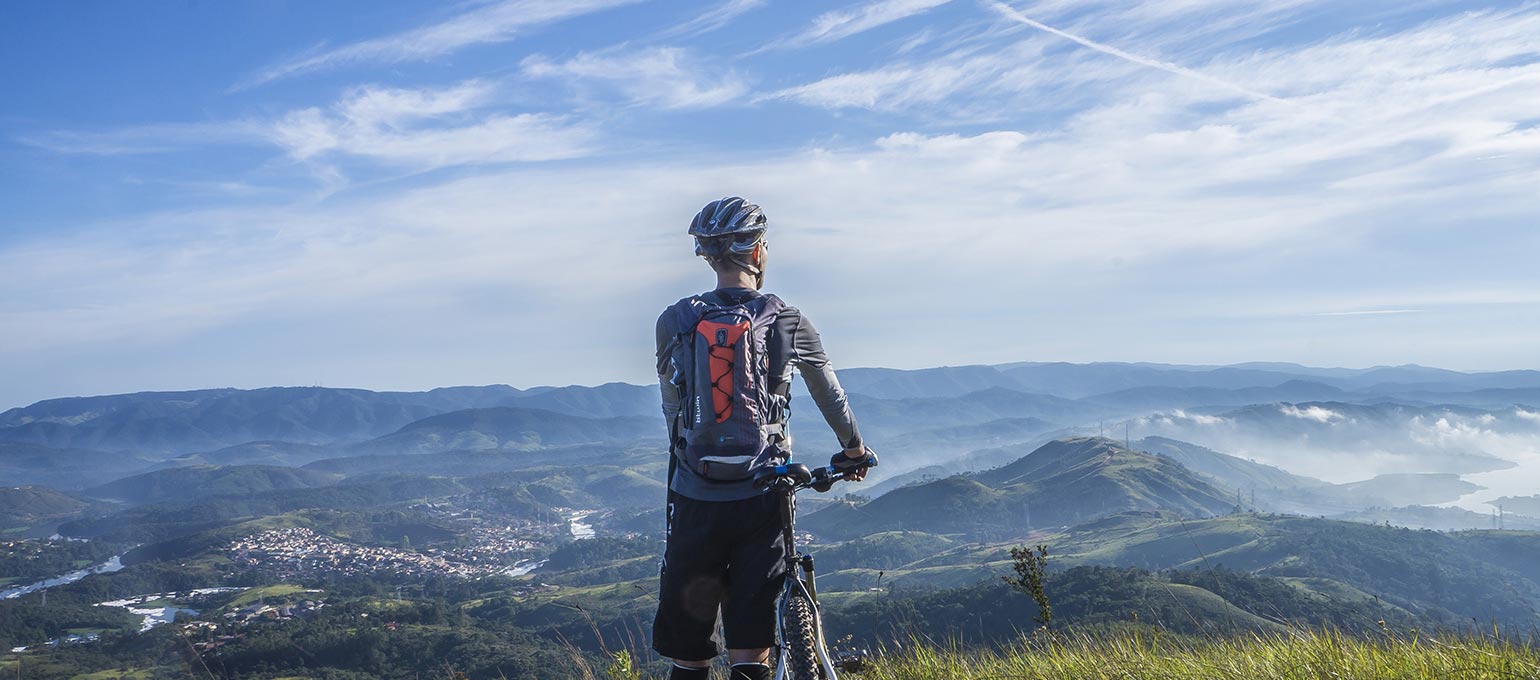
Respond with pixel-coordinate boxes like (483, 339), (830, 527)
(2, 658), (158, 679)
(69, 669), (156, 679)
(860, 627), (1540, 680)
(225, 583), (309, 608)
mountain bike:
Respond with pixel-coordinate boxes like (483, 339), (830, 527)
(752, 453), (878, 680)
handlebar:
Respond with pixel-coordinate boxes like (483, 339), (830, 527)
(753, 453), (878, 493)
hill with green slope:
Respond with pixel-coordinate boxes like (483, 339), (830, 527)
(347, 407), (660, 455)
(60, 474), (472, 543)
(0, 387), (452, 454)
(1329, 504), (1540, 531)
(0, 486), (99, 533)
(805, 438), (1234, 540)
(505, 382), (658, 418)
(0, 441), (156, 490)
(822, 565), (1417, 647)
(303, 443), (645, 477)
(0, 485), (86, 518)
(811, 507), (1540, 628)
(1135, 436), (1324, 491)
(83, 464), (341, 504)
(1048, 513), (1540, 627)
(165, 439), (337, 467)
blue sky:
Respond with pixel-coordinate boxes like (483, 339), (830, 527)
(2, 0), (1538, 408)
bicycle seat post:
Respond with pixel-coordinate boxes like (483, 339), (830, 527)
(779, 477), (799, 569)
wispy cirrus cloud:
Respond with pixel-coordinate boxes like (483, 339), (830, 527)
(764, 0), (955, 51)
(521, 47), (749, 109)
(657, 0), (767, 39)
(23, 80), (595, 173)
(1311, 310), (1423, 317)
(17, 121), (266, 155)
(760, 38), (1132, 114)
(985, 1), (1281, 102)
(234, 0), (643, 89)
(268, 80), (595, 168)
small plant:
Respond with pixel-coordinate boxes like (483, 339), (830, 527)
(1002, 544), (1052, 628)
(605, 650), (643, 680)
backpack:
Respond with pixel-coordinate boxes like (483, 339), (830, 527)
(664, 292), (789, 482)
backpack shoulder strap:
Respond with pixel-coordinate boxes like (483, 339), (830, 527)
(669, 295), (715, 336)
(751, 293), (786, 328)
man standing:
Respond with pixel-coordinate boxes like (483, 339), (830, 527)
(652, 197), (873, 680)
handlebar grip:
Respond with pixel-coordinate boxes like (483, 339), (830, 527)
(832, 452), (879, 472)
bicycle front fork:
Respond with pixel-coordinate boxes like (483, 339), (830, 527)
(799, 554), (818, 603)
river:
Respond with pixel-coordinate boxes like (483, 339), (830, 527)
(568, 510), (597, 540)
(0, 555), (125, 600)
(97, 587), (245, 632)
(503, 558), (548, 577)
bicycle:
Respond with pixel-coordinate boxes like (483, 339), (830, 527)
(752, 453), (878, 680)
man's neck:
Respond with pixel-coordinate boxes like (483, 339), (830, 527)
(715, 270), (758, 290)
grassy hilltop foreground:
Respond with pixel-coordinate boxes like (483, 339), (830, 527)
(587, 627), (1540, 679)
(853, 629), (1540, 680)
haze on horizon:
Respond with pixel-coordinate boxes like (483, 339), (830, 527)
(3, 1), (1538, 409)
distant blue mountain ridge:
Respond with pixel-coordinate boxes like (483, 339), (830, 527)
(1, 362), (1536, 491)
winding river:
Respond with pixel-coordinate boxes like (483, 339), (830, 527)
(0, 555), (125, 600)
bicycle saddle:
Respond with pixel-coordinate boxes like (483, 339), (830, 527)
(753, 462), (813, 489)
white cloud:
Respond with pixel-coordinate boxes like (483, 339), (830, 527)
(767, 0), (955, 50)
(1280, 404), (1342, 423)
(335, 80), (496, 127)
(0, 126), (1407, 360)
(521, 47), (748, 110)
(17, 122), (265, 155)
(760, 37), (1128, 114)
(1310, 309), (1423, 317)
(658, 0), (767, 38)
(985, 1), (1280, 102)
(23, 80), (593, 171)
(1173, 410), (1228, 427)
(266, 81), (594, 169)
(1138, 410), (1228, 428)
(235, 0), (642, 88)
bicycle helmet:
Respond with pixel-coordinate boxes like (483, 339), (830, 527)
(689, 197), (769, 285)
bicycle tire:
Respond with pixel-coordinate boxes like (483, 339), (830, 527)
(783, 590), (824, 680)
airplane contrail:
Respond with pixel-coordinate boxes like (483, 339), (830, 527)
(985, 1), (1282, 103)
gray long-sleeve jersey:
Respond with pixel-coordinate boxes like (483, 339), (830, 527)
(657, 287), (863, 501)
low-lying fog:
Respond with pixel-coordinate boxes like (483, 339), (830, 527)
(1132, 404), (1540, 514)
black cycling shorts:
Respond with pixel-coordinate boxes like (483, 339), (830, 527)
(652, 490), (786, 661)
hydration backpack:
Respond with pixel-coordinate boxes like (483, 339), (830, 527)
(664, 293), (789, 482)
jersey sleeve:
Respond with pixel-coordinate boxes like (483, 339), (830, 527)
(656, 310), (682, 428)
(785, 309), (864, 451)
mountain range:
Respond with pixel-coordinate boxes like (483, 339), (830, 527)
(4, 360), (1537, 533)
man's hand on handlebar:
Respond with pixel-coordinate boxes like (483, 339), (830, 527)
(830, 446), (878, 482)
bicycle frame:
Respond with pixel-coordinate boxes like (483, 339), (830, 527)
(758, 462), (864, 680)
(775, 485), (841, 679)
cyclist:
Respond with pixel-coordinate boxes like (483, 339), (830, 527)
(653, 197), (872, 680)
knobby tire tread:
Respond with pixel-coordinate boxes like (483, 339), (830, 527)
(784, 591), (823, 680)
